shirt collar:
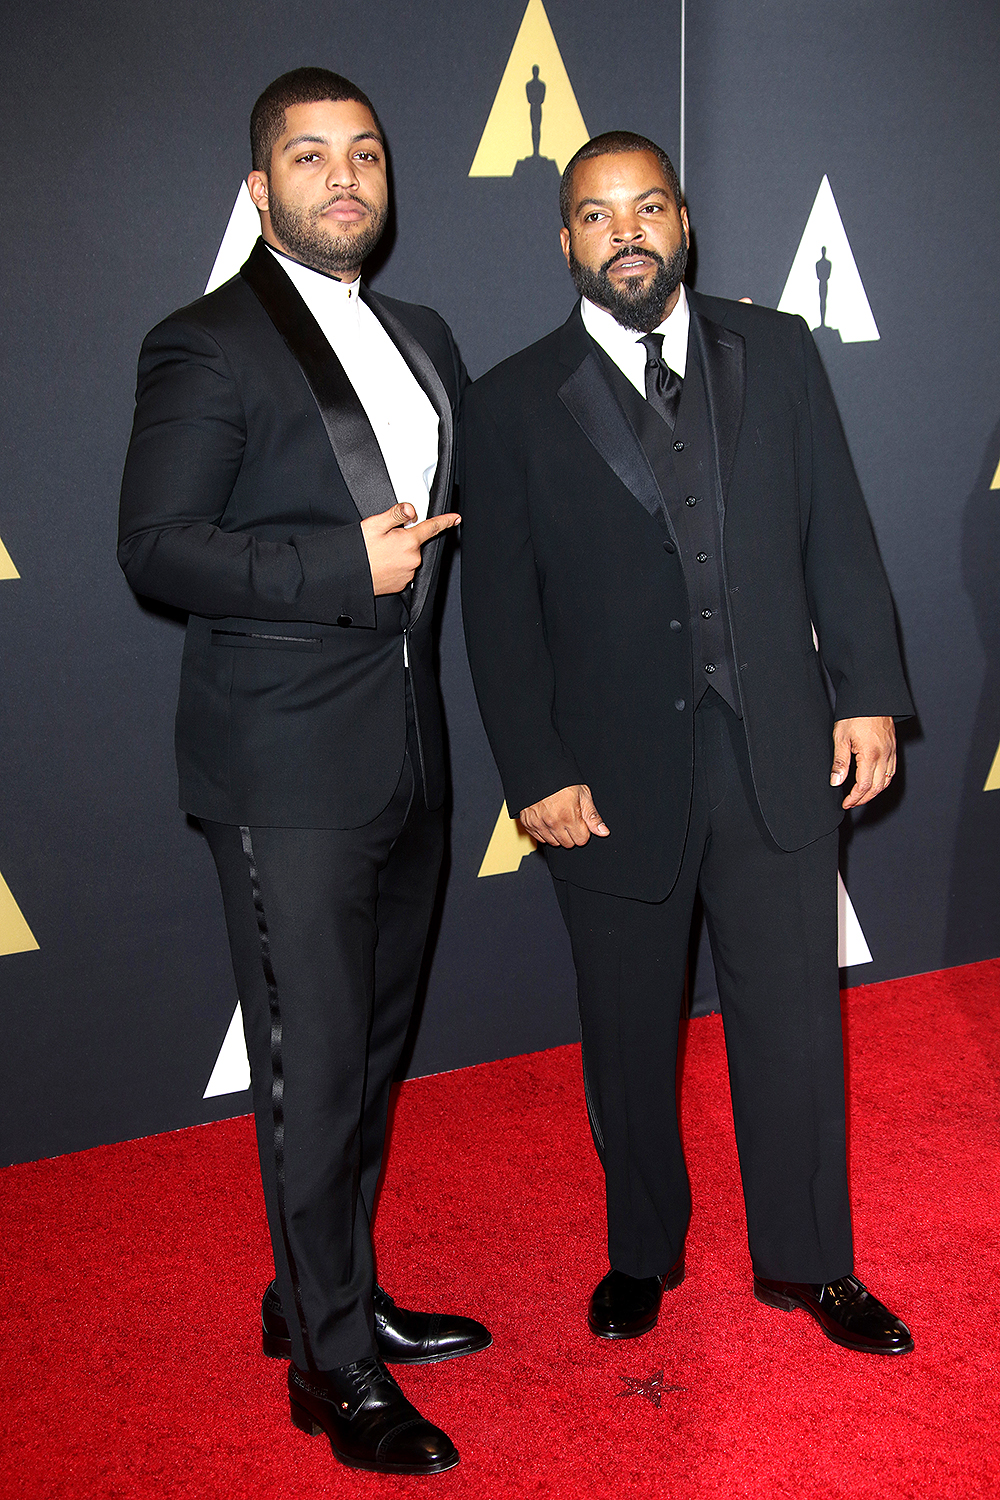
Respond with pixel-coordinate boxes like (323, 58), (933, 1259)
(265, 242), (362, 317)
(581, 282), (690, 377)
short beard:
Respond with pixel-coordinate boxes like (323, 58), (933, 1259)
(569, 232), (688, 332)
(267, 190), (387, 278)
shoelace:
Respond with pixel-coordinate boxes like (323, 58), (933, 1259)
(344, 1356), (386, 1394)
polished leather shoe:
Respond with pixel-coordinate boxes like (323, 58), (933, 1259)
(288, 1356), (459, 1474)
(588, 1256), (685, 1339)
(754, 1273), (914, 1354)
(263, 1281), (492, 1364)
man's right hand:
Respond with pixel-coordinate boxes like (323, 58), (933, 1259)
(518, 785), (610, 848)
(361, 503), (461, 596)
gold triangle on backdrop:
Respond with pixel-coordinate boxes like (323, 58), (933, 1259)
(478, 801), (539, 876)
(469, 0), (589, 176)
(0, 537), (20, 579)
(0, 870), (38, 955)
(990, 454), (1000, 490)
(984, 740), (1000, 792)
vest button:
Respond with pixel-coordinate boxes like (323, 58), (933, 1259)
(674, 698), (686, 711)
(696, 552), (708, 563)
(705, 663), (716, 673)
(670, 619), (682, 632)
(663, 540), (676, 553)
(337, 614), (353, 627)
(686, 496), (698, 506)
(673, 440), (685, 452)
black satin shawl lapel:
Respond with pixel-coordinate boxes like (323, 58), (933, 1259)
(240, 240), (396, 522)
(362, 288), (455, 627)
(558, 350), (666, 525)
(688, 302), (746, 503)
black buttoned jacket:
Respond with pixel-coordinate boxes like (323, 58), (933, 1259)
(119, 240), (463, 829)
(461, 294), (913, 902)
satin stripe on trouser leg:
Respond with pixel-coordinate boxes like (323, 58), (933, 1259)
(202, 689), (444, 1370)
(553, 688), (852, 1284)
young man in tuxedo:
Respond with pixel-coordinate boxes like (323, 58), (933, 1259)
(119, 68), (490, 1476)
(461, 133), (915, 1358)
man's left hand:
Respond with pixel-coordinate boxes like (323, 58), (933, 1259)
(830, 716), (896, 808)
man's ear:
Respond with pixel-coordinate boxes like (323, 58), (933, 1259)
(559, 225), (571, 268)
(247, 170), (269, 214)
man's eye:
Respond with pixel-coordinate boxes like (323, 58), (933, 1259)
(355, 151), (379, 163)
(583, 212), (604, 223)
(296, 153), (321, 164)
(639, 203), (663, 213)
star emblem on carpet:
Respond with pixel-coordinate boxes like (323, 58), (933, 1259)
(617, 1369), (686, 1409)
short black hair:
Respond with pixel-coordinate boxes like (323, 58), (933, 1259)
(250, 67), (383, 173)
(559, 131), (682, 227)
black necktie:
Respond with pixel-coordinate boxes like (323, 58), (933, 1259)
(639, 333), (683, 431)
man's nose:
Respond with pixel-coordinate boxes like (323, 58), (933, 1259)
(611, 221), (644, 243)
(326, 156), (359, 189)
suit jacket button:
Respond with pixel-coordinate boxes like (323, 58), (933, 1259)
(675, 698), (686, 711)
(663, 540), (676, 553)
(673, 440), (685, 451)
(337, 614), (353, 627)
(670, 619), (682, 632)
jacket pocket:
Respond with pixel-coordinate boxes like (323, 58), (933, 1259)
(210, 629), (322, 653)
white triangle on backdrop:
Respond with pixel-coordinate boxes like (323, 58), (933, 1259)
(198, 186), (261, 1101)
(838, 871), (873, 967)
(204, 182), (260, 294)
(203, 1003), (251, 1098)
(777, 175), (879, 343)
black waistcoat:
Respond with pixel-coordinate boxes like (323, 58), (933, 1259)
(594, 343), (742, 715)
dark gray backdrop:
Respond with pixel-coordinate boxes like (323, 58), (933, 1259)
(2, 0), (997, 1166)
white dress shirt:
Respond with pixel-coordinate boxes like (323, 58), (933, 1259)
(267, 245), (439, 522)
(581, 282), (690, 394)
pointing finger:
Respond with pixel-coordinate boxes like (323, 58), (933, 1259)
(406, 513), (462, 546)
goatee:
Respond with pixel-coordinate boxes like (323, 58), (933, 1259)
(267, 191), (388, 278)
(569, 232), (688, 332)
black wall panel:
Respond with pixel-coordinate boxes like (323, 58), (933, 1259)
(2, 0), (996, 1165)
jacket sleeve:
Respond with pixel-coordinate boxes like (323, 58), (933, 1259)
(797, 319), (914, 721)
(117, 316), (376, 626)
(461, 387), (583, 813)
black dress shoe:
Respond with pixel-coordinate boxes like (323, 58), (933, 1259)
(754, 1273), (914, 1354)
(370, 1285), (492, 1363)
(262, 1282), (492, 1364)
(288, 1356), (459, 1475)
(588, 1256), (685, 1339)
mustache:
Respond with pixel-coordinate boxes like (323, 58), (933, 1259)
(601, 245), (666, 275)
(312, 192), (374, 216)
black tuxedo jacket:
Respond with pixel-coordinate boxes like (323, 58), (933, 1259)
(119, 239), (463, 829)
(461, 293), (913, 901)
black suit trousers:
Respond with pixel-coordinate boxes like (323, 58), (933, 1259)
(202, 690), (443, 1370)
(554, 690), (853, 1284)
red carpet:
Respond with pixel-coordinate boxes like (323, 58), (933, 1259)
(3, 961), (999, 1498)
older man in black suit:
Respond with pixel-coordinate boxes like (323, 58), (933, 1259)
(461, 133), (914, 1358)
(119, 68), (490, 1477)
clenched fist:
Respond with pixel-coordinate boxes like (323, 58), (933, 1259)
(519, 784), (610, 849)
